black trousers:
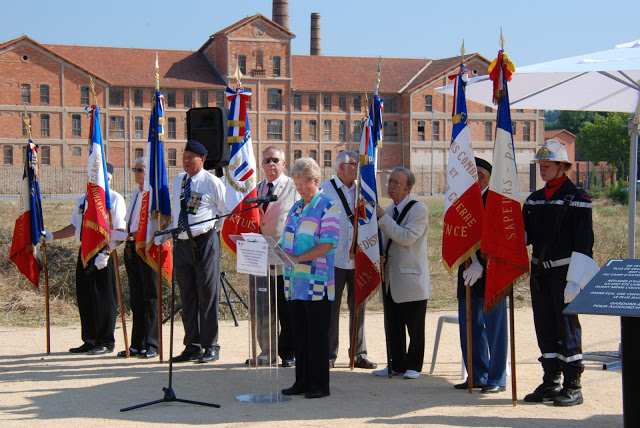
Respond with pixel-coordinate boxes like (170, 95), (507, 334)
(124, 241), (159, 352)
(75, 250), (117, 348)
(329, 267), (367, 362)
(383, 287), (428, 373)
(289, 299), (331, 395)
(174, 230), (220, 352)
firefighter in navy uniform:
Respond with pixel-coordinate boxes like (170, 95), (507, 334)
(522, 139), (596, 407)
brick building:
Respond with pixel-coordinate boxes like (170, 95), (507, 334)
(0, 11), (542, 194)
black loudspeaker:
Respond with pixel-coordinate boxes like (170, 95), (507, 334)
(186, 107), (229, 170)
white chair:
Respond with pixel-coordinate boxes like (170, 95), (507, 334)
(429, 314), (466, 379)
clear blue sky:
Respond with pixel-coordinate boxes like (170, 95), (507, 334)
(3, 0), (639, 67)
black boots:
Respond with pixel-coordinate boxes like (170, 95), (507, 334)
(553, 378), (583, 407)
(524, 373), (562, 402)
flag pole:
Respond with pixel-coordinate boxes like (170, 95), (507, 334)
(154, 53), (165, 363)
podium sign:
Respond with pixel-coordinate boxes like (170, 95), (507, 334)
(565, 258), (640, 317)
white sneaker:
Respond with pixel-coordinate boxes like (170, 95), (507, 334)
(373, 367), (400, 377)
(404, 369), (420, 379)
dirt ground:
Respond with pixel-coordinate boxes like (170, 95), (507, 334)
(0, 308), (624, 427)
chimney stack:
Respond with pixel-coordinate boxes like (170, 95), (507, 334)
(272, 0), (290, 30)
(310, 13), (321, 56)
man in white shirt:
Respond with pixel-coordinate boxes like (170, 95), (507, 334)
(319, 150), (376, 370)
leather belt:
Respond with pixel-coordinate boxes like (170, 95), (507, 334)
(179, 228), (214, 243)
(531, 257), (571, 269)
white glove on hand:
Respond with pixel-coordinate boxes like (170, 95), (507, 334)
(154, 233), (169, 246)
(95, 252), (110, 270)
(564, 281), (581, 303)
(462, 260), (483, 286)
(41, 230), (53, 243)
(109, 229), (128, 241)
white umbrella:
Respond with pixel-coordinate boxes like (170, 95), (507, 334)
(436, 41), (640, 257)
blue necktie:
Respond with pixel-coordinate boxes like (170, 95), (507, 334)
(178, 177), (191, 229)
(262, 182), (274, 212)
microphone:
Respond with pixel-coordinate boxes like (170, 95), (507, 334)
(245, 194), (278, 205)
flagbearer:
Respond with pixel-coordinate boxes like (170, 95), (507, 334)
(110, 157), (159, 358)
(522, 140), (595, 406)
(42, 163), (126, 355)
(320, 150), (376, 370)
(161, 140), (226, 364)
(454, 158), (508, 393)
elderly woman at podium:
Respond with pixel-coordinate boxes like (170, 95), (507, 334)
(279, 157), (340, 399)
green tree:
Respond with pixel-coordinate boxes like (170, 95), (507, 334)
(550, 111), (596, 134)
(578, 112), (631, 180)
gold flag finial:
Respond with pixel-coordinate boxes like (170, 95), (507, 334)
(460, 39), (466, 63)
(375, 57), (381, 96)
(22, 106), (32, 140)
(155, 52), (160, 91)
(500, 27), (505, 51)
(89, 75), (97, 106)
(234, 66), (243, 89)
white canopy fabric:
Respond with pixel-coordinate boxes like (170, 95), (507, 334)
(436, 41), (640, 256)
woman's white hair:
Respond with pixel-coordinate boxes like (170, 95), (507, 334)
(291, 157), (321, 182)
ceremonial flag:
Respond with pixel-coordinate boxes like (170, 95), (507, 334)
(10, 141), (44, 287)
(353, 96), (382, 308)
(482, 51), (529, 310)
(80, 105), (110, 267)
(442, 66), (485, 273)
(136, 90), (172, 282)
(221, 86), (260, 257)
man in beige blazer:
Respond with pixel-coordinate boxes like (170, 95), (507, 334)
(373, 166), (430, 380)
(247, 146), (299, 367)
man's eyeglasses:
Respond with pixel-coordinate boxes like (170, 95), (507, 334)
(263, 158), (281, 164)
(132, 167), (146, 173)
(342, 162), (358, 167)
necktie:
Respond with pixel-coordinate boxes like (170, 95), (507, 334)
(262, 182), (274, 212)
(393, 207), (399, 221)
(178, 177), (191, 229)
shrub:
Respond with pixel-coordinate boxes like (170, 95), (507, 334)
(607, 181), (629, 205)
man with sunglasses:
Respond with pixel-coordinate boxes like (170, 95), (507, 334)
(246, 146), (299, 368)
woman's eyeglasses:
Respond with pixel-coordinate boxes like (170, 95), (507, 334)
(131, 167), (145, 173)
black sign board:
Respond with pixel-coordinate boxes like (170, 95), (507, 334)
(565, 258), (640, 317)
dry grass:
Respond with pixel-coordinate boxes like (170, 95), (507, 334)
(0, 195), (636, 325)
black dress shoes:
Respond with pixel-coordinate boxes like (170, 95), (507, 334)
(481, 385), (507, 394)
(305, 391), (330, 399)
(88, 345), (113, 355)
(281, 385), (306, 396)
(117, 348), (144, 357)
(170, 349), (204, 363)
(354, 357), (377, 369)
(454, 380), (487, 390)
(197, 349), (219, 363)
(139, 349), (158, 359)
(69, 343), (94, 353)
(281, 358), (295, 368)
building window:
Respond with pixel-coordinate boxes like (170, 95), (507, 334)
(418, 121), (425, 141)
(255, 49), (264, 69)
(294, 120), (302, 140)
(385, 96), (398, 113)
(383, 121), (398, 141)
(485, 106), (493, 113)
(293, 94), (302, 111)
(323, 120), (332, 141)
(134, 117), (144, 139)
(245, 87), (252, 110)
(80, 86), (90, 105)
(485, 122), (493, 141)
(110, 116), (125, 139)
(22, 113), (31, 137)
(353, 95), (361, 112)
(21, 84), (31, 104)
(40, 114), (50, 137)
(3, 146), (13, 165)
(216, 91), (224, 107)
(167, 117), (176, 139)
(353, 121), (361, 142)
(72, 114), (82, 137)
(425, 95), (432, 112)
(323, 150), (332, 167)
(40, 146), (50, 165)
(512, 121), (517, 135)
(339, 95), (346, 112)
(200, 91), (209, 107)
(110, 88), (124, 106)
(293, 149), (302, 160)
(135, 148), (144, 159)
(184, 117), (188, 139)
(238, 55), (247, 75)
(267, 89), (282, 111)
(273, 56), (281, 76)
(72, 147), (82, 156)
(339, 120), (347, 141)
(184, 90), (193, 109)
(433, 121), (440, 141)
(40, 85), (49, 104)
(309, 150), (317, 161)
(309, 120), (317, 141)
(309, 94), (317, 111)
(168, 148), (177, 166)
(523, 121), (531, 141)
(134, 89), (143, 107)
(267, 119), (283, 140)
(166, 90), (176, 108)
(323, 94), (332, 111)
(516, 109), (524, 113)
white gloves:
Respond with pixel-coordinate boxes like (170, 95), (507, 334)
(41, 230), (53, 243)
(110, 229), (128, 241)
(154, 233), (170, 246)
(95, 252), (110, 270)
(564, 281), (581, 303)
(462, 260), (483, 286)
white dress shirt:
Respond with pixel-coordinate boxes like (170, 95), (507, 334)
(319, 176), (357, 270)
(69, 189), (126, 246)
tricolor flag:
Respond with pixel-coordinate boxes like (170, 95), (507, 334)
(221, 86), (260, 257)
(136, 90), (172, 282)
(10, 141), (44, 287)
(81, 105), (110, 267)
(482, 51), (529, 310)
(353, 96), (382, 308)
(442, 66), (484, 273)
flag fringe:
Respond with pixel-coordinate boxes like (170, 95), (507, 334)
(442, 241), (481, 275)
